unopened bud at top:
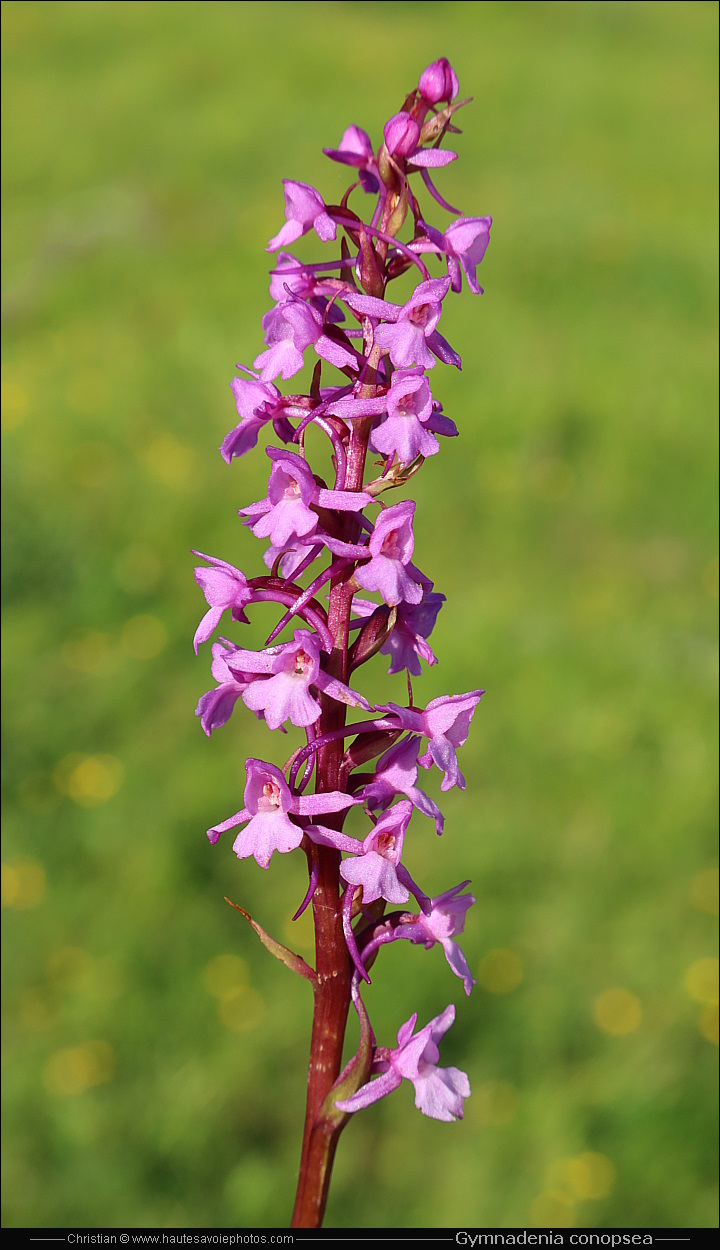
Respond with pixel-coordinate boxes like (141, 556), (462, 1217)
(383, 112), (420, 158)
(418, 57), (459, 104)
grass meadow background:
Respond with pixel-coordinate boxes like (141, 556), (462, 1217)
(2, 0), (718, 1230)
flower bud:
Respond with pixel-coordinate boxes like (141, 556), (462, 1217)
(418, 57), (459, 104)
(383, 112), (420, 158)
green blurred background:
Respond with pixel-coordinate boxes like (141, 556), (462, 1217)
(2, 0), (718, 1230)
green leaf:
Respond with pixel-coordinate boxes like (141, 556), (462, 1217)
(225, 898), (317, 986)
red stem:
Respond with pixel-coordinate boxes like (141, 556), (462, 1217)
(290, 417), (374, 1228)
(291, 179), (398, 1228)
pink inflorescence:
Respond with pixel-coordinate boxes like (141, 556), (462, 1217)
(194, 56), (491, 1125)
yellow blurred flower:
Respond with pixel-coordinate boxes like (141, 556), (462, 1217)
(1, 860), (46, 909)
(689, 868), (719, 916)
(529, 1190), (576, 1228)
(593, 988), (642, 1036)
(59, 754), (124, 807)
(547, 1152), (616, 1201)
(684, 958), (718, 1006)
(218, 987), (265, 1034)
(698, 1004), (719, 1045)
(202, 954), (249, 1000)
(43, 1041), (115, 1096)
(473, 1080), (517, 1126)
(1, 377), (30, 430)
(121, 614), (168, 660)
(477, 948), (523, 994)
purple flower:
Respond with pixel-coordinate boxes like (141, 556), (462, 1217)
(268, 252), (341, 306)
(323, 125), (379, 193)
(226, 628), (370, 730)
(418, 57), (459, 105)
(370, 368), (440, 463)
(336, 1004), (470, 1122)
(254, 299), (357, 383)
(266, 180), (337, 252)
(208, 758), (357, 869)
(324, 123), (374, 166)
(240, 447), (373, 548)
(193, 554), (253, 653)
(262, 539), (318, 580)
(240, 450), (317, 546)
(254, 301), (322, 382)
(308, 800), (422, 907)
(223, 375), (294, 462)
(339, 801), (414, 905)
(379, 690), (484, 791)
(354, 501), (424, 607)
(413, 217), (492, 295)
(344, 277), (461, 371)
(383, 112), (420, 158)
(380, 591), (445, 676)
(359, 735), (445, 835)
(444, 217), (492, 293)
(398, 882), (476, 994)
(195, 641), (257, 736)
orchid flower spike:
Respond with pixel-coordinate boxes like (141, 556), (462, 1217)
(194, 55), (492, 1222)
